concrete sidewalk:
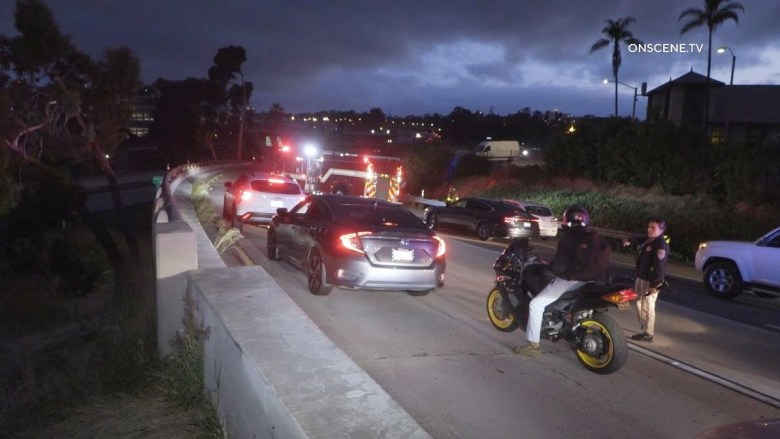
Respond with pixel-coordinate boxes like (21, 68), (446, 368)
(404, 203), (780, 408)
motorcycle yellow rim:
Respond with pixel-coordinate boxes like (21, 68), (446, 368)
(575, 320), (614, 369)
(487, 289), (514, 329)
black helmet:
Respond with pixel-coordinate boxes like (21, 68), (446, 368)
(562, 204), (589, 228)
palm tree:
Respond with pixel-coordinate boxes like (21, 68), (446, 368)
(679, 0), (745, 129)
(590, 17), (642, 117)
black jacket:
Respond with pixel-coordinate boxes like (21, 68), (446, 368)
(550, 226), (611, 282)
(632, 235), (669, 288)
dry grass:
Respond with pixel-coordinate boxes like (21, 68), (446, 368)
(15, 392), (209, 439)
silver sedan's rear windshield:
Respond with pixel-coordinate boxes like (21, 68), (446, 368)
(334, 204), (425, 229)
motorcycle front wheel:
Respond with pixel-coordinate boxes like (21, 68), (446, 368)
(573, 313), (628, 375)
(486, 288), (519, 332)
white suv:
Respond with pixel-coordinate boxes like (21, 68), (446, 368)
(223, 173), (306, 230)
(502, 199), (560, 238)
(694, 226), (780, 299)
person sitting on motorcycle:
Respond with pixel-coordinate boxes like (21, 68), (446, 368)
(514, 204), (612, 358)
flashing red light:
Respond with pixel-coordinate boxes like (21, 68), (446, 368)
(280, 145), (291, 153)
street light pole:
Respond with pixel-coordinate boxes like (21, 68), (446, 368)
(717, 46), (736, 85)
(603, 79), (638, 119)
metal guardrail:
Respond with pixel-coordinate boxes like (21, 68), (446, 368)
(398, 193), (446, 207)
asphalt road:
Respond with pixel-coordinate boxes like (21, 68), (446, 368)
(204, 168), (780, 438)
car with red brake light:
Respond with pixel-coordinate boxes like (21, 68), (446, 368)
(223, 172), (306, 230)
(267, 194), (446, 296)
(423, 197), (540, 241)
(502, 199), (560, 238)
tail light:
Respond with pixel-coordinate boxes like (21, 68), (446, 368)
(602, 288), (638, 304)
(504, 216), (538, 224)
(240, 190), (252, 201)
(340, 231), (372, 254)
(433, 235), (446, 258)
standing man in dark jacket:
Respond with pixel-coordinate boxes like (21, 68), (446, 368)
(623, 218), (669, 342)
(514, 205), (611, 357)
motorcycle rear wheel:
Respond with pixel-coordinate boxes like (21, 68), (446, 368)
(486, 288), (519, 332)
(574, 313), (628, 375)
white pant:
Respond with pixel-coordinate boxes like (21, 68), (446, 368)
(526, 277), (586, 343)
(634, 278), (659, 336)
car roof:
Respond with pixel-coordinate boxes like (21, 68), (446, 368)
(314, 193), (399, 207)
(503, 199), (549, 208)
(245, 171), (296, 181)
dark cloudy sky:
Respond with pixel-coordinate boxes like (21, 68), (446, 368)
(2, 1), (777, 118)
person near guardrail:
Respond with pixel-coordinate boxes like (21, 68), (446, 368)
(623, 218), (669, 343)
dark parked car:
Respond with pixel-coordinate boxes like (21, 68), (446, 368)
(267, 194), (446, 296)
(423, 197), (540, 241)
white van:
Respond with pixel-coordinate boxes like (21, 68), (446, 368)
(475, 140), (522, 161)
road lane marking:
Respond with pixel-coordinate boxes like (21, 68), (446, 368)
(629, 342), (780, 409)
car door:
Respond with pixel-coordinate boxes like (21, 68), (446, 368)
(464, 199), (491, 231)
(753, 229), (780, 285)
(294, 198), (333, 264)
(224, 174), (248, 213)
(277, 198), (311, 266)
(439, 199), (470, 228)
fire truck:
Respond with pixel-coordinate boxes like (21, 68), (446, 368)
(304, 151), (404, 202)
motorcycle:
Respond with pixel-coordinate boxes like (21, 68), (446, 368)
(486, 238), (638, 374)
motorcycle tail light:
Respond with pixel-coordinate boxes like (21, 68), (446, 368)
(603, 288), (638, 304)
(340, 231), (372, 254)
(433, 235), (446, 258)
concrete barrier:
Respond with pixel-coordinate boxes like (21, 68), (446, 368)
(153, 161), (430, 438)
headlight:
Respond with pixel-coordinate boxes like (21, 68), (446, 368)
(698, 242), (708, 251)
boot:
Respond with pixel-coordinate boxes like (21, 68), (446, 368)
(513, 342), (541, 358)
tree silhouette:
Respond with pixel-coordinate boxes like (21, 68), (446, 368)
(208, 46), (251, 159)
(679, 0), (745, 129)
(590, 17), (642, 117)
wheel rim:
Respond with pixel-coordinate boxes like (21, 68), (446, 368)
(575, 320), (614, 369)
(478, 224), (490, 240)
(487, 290), (514, 329)
(708, 268), (733, 293)
(308, 252), (323, 292)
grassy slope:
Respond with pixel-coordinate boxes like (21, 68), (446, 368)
(0, 204), (222, 438)
(448, 171), (779, 262)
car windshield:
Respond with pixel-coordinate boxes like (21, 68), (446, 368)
(334, 203), (426, 229)
(250, 179), (301, 195)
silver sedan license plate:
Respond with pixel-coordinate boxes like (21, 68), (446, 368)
(391, 248), (414, 262)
